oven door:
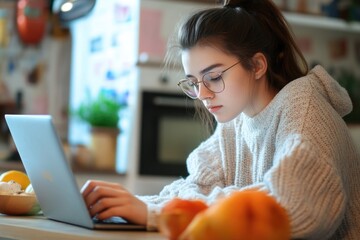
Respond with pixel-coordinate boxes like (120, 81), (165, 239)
(140, 91), (212, 177)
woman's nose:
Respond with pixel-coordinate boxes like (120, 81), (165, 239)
(197, 82), (214, 100)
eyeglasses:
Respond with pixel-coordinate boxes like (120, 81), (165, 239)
(177, 61), (241, 99)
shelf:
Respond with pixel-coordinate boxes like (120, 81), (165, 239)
(284, 12), (360, 34)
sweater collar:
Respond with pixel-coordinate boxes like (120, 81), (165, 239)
(240, 91), (281, 132)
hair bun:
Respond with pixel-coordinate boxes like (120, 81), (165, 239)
(222, 0), (238, 8)
(222, 0), (255, 10)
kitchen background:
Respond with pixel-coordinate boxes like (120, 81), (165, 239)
(0, 0), (359, 195)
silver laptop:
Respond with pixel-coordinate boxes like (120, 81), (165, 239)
(5, 114), (145, 230)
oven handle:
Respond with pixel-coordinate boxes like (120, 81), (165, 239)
(153, 96), (195, 108)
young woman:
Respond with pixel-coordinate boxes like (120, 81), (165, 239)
(81, 0), (360, 238)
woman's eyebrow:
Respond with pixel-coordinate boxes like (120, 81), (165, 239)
(199, 63), (223, 75)
(185, 63), (224, 78)
(185, 63), (223, 78)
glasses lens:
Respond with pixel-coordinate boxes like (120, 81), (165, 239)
(179, 79), (198, 99)
(203, 72), (224, 93)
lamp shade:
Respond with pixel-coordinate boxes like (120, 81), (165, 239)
(52, 0), (96, 22)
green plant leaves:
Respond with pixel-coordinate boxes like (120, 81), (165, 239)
(74, 93), (125, 128)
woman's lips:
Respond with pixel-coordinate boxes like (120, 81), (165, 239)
(207, 105), (222, 113)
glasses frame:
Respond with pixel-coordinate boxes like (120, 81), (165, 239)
(177, 61), (241, 99)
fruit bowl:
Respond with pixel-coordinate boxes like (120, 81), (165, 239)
(0, 193), (40, 215)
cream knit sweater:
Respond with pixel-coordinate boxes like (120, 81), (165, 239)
(138, 65), (360, 239)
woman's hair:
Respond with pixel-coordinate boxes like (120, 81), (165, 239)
(166, 0), (308, 130)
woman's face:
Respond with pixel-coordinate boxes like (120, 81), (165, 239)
(181, 45), (259, 123)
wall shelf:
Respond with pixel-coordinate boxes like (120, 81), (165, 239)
(284, 12), (360, 34)
(168, 1), (360, 33)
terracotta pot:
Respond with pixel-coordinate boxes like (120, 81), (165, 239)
(89, 127), (120, 170)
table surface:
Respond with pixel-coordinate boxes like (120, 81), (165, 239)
(0, 214), (166, 240)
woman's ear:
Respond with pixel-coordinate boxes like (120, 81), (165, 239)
(252, 52), (267, 80)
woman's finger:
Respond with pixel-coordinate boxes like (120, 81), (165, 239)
(81, 180), (124, 198)
(89, 196), (119, 217)
(85, 185), (126, 208)
(92, 197), (148, 225)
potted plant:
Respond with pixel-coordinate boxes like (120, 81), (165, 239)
(74, 91), (127, 170)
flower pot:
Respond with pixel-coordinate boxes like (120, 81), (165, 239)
(89, 127), (120, 170)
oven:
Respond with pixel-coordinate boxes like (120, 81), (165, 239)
(139, 90), (213, 177)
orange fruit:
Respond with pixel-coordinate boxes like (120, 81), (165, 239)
(0, 170), (31, 190)
(158, 198), (208, 240)
(180, 191), (290, 240)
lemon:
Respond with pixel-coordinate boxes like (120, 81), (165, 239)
(0, 170), (31, 190)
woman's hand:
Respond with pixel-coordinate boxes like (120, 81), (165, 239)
(81, 180), (147, 226)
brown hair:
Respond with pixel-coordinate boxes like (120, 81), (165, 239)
(166, 0), (308, 129)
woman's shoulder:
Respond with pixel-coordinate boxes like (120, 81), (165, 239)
(273, 66), (352, 142)
(279, 65), (352, 117)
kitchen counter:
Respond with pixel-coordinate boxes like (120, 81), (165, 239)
(0, 215), (166, 240)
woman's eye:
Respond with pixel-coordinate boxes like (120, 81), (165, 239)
(210, 76), (221, 81)
(205, 73), (221, 82)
